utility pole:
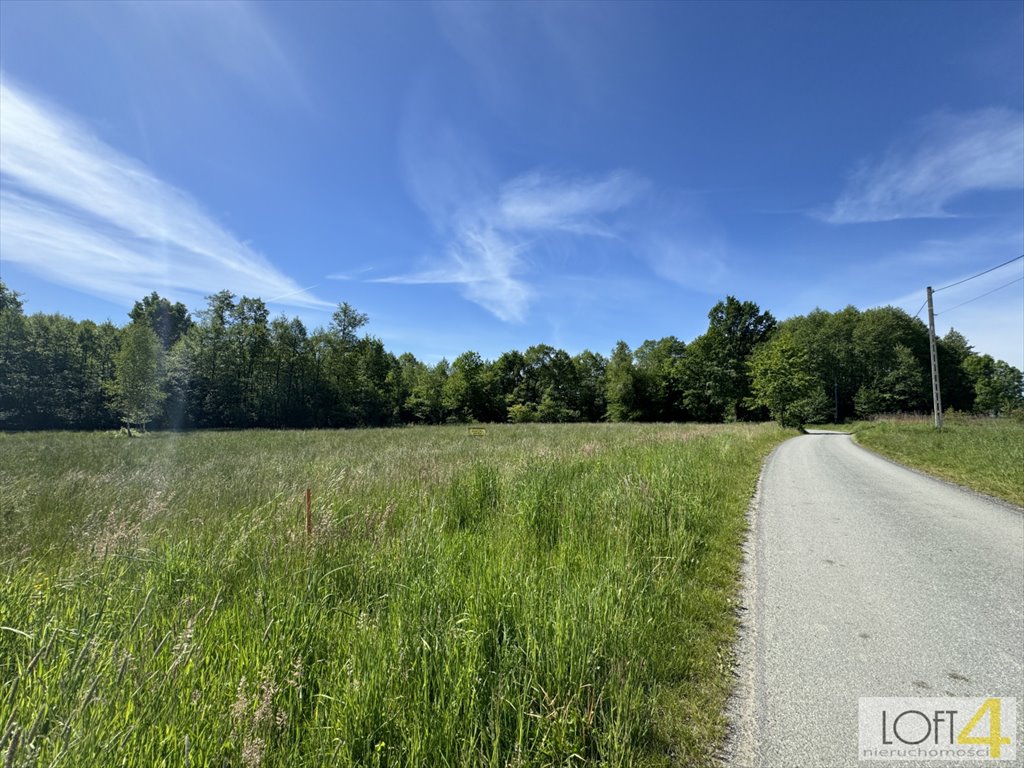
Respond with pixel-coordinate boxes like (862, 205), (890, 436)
(926, 286), (942, 429)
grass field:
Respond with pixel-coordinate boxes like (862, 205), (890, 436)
(821, 417), (1024, 507)
(0, 423), (789, 767)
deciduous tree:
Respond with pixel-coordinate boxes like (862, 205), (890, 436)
(109, 323), (165, 434)
(749, 332), (822, 428)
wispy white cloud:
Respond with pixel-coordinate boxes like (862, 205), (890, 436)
(393, 86), (732, 322)
(327, 267), (376, 281)
(822, 108), (1024, 224)
(641, 233), (730, 294)
(398, 91), (496, 232)
(83, 1), (314, 112)
(0, 77), (329, 309)
(498, 171), (646, 234)
(627, 196), (733, 295)
(383, 167), (645, 322)
(164, 0), (310, 106)
(431, 2), (612, 116)
(378, 226), (534, 323)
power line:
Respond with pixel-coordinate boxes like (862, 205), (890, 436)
(933, 254), (1024, 293)
(912, 298), (928, 319)
(922, 253), (1023, 431)
(935, 276), (1024, 316)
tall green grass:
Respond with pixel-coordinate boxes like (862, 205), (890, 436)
(1, 423), (788, 766)
(850, 416), (1024, 507)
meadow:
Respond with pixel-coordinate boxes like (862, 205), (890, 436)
(0, 423), (789, 767)
(842, 416), (1024, 507)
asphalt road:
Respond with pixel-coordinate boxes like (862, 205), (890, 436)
(726, 431), (1024, 768)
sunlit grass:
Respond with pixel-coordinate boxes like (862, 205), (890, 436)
(836, 417), (1024, 507)
(0, 423), (789, 766)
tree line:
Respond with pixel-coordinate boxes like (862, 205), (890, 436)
(1, 280), (1021, 432)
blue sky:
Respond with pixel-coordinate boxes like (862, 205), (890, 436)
(1, 0), (1022, 367)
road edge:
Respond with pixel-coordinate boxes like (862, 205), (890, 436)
(849, 433), (1024, 515)
(718, 437), (794, 768)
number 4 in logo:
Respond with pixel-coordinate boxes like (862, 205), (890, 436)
(958, 698), (1012, 759)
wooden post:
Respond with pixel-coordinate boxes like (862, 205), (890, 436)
(305, 488), (312, 536)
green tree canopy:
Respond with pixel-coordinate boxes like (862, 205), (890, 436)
(129, 292), (192, 349)
(683, 297), (776, 421)
(748, 332), (823, 428)
(605, 341), (640, 422)
(109, 323), (165, 434)
(2, 280), (1020, 431)
(964, 355), (1024, 416)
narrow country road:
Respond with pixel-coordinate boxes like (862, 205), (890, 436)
(726, 431), (1024, 768)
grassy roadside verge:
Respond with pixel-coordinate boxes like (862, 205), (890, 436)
(0, 423), (789, 767)
(815, 417), (1024, 508)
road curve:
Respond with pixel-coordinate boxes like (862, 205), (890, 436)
(725, 431), (1024, 768)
